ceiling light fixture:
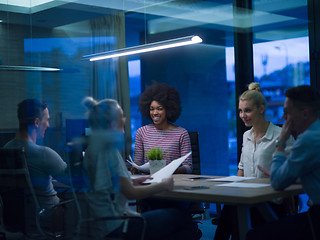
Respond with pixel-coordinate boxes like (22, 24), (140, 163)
(82, 35), (202, 62)
(0, 65), (61, 71)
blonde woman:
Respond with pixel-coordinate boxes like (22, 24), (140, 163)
(237, 82), (294, 177)
(214, 83), (295, 240)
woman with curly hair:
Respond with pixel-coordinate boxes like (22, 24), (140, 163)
(131, 82), (192, 174)
(81, 96), (198, 240)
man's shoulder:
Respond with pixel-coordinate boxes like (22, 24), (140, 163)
(299, 121), (320, 143)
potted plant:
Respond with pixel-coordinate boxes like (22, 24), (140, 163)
(146, 148), (166, 174)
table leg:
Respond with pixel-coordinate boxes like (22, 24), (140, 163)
(237, 205), (251, 240)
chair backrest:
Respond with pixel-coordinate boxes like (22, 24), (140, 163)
(0, 147), (44, 236)
(188, 132), (201, 175)
(0, 131), (16, 148)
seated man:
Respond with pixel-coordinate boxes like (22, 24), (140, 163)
(247, 85), (320, 240)
(4, 99), (68, 232)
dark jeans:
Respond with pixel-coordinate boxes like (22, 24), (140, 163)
(107, 208), (198, 240)
(214, 202), (287, 240)
(246, 205), (320, 240)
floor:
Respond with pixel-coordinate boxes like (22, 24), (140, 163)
(197, 216), (217, 240)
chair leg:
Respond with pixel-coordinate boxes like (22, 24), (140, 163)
(203, 202), (211, 220)
(212, 203), (222, 225)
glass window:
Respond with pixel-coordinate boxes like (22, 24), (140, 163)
(0, 0), (311, 218)
(253, 37), (310, 124)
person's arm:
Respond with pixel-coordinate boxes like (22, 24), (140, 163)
(270, 151), (298, 190)
(237, 148), (245, 176)
(132, 175), (152, 185)
(174, 165), (189, 174)
(237, 169), (244, 176)
(131, 129), (145, 174)
(237, 131), (247, 177)
(44, 147), (71, 187)
(133, 128), (144, 166)
(120, 176), (174, 200)
(270, 120), (307, 190)
(44, 147), (67, 174)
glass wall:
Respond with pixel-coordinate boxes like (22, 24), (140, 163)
(0, 0), (311, 174)
(0, 0), (311, 216)
(253, 37), (310, 124)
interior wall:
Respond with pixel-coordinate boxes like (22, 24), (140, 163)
(0, 24), (27, 129)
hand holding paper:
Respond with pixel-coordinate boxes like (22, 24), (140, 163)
(144, 152), (192, 183)
(126, 155), (150, 173)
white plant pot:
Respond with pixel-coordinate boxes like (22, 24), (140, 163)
(149, 160), (166, 175)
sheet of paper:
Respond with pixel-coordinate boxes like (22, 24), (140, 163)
(130, 174), (147, 179)
(207, 176), (256, 182)
(144, 152), (192, 183)
(126, 158), (150, 172)
(215, 182), (270, 188)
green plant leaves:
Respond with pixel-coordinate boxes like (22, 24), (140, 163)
(146, 148), (163, 160)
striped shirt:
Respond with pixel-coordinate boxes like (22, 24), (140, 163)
(133, 124), (192, 173)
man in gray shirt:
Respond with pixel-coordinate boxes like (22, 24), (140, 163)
(4, 99), (67, 209)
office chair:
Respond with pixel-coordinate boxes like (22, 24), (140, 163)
(0, 147), (70, 240)
(188, 132), (222, 221)
(66, 143), (146, 240)
(188, 132), (209, 219)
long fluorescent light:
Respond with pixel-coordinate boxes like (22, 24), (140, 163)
(0, 65), (61, 71)
(82, 35), (202, 62)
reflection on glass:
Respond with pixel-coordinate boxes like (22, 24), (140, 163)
(253, 37), (310, 125)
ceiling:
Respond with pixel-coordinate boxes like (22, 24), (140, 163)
(0, 0), (308, 45)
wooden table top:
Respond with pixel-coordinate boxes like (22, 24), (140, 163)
(154, 174), (304, 205)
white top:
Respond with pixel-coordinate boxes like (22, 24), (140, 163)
(238, 122), (295, 178)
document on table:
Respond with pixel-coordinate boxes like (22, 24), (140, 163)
(207, 176), (256, 182)
(144, 152), (192, 183)
(216, 182), (270, 188)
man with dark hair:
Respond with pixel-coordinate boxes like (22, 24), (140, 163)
(247, 85), (320, 240)
(4, 99), (67, 210)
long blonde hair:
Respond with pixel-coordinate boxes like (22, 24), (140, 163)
(239, 82), (266, 109)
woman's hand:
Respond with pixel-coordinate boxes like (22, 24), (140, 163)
(130, 166), (140, 175)
(257, 165), (270, 177)
(160, 177), (174, 191)
(132, 175), (152, 186)
(173, 165), (187, 174)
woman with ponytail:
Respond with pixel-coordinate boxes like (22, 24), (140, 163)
(214, 83), (295, 240)
(81, 97), (198, 240)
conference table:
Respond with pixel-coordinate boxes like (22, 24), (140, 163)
(154, 174), (304, 240)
